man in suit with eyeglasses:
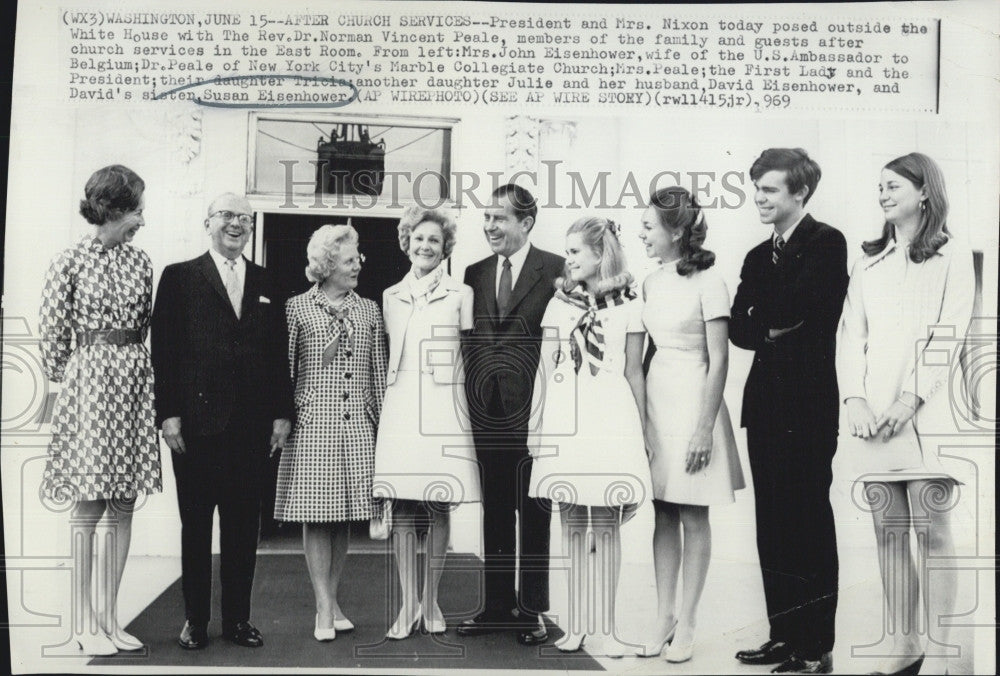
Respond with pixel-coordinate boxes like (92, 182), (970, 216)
(151, 192), (293, 651)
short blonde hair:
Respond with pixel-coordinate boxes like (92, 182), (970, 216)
(397, 206), (457, 259)
(305, 224), (359, 283)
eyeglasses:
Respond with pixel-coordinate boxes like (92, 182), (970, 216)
(340, 253), (366, 266)
(210, 210), (254, 228)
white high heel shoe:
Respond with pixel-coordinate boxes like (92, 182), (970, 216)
(314, 614), (336, 642)
(76, 631), (118, 656)
(333, 616), (355, 632)
(421, 606), (447, 634)
(386, 604), (421, 640)
(635, 620), (677, 657)
(106, 626), (144, 651)
(664, 638), (694, 663)
(555, 633), (587, 653)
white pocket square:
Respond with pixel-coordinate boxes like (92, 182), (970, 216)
(259, 296), (271, 304)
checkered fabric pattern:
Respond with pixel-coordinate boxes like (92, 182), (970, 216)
(275, 287), (388, 522)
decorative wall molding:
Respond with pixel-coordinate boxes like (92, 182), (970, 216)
(540, 119), (578, 150)
(505, 115), (540, 176)
(131, 107), (203, 165)
(129, 107), (204, 196)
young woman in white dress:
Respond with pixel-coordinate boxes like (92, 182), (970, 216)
(636, 187), (745, 663)
(838, 153), (975, 676)
(373, 207), (481, 639)
(529, 216), (651, 655)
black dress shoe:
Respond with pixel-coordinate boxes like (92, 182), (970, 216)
(772, 652), (833, 674)
(516, 623), (548, 646)
(456, 612), (507, 637)
(177, 621), (208, 650)
(222, 621), (264, 648)
(736, 639), (794, 665)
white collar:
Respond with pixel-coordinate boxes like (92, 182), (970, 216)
(501, 242), (531, 270)
(208, 248), (244, 271)
(774, 214), (806, 244)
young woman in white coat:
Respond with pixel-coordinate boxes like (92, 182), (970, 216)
(838, 152), (975, 676)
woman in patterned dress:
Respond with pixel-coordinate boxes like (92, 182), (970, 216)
(39, 165), (162, 655)
(274, 224), (387, 641)
(635, 187), (745, 663)
(838, 153), (975, 675)
(373, 207), (480, 639)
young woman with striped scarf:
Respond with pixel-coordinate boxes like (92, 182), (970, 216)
(528, 216), (651, 655)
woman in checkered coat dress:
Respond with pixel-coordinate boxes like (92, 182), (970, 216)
(274, 224), (387, 640)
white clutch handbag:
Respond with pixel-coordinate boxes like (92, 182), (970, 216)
(369, 498), (393, 540)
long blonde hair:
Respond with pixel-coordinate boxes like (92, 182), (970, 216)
(557, 216), (634, 295)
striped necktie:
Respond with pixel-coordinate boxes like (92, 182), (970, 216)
(772, 233), (785, 265)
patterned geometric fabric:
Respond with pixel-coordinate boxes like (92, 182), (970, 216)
(274, 286), (388, 522)
(38, 236), (162, 502)
(554, 286), (636, 375)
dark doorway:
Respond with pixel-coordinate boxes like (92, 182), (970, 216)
(261, 212), (409, 304)
(257, 211), (407, 545)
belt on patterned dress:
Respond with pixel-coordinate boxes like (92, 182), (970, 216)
(77, 328), (143, 346)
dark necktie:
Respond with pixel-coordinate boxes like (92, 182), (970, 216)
(497, 258), (512, 317)
(772, 233), (785, 265)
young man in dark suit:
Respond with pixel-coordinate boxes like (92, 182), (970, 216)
(458, 184), (564, 646)
(151, 193), (293, 650)
(730, 150), (848, 674)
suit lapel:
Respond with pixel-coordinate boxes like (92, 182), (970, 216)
(384, 285), (410, 346)
(505, 246), (543, 315)
(241, 259), (261, 320)
(197, 252), (233, 314)
(780, 214), (816, 261)
(426, 273), (458, 304)
(386, 283), (412, 305)
(480, 256), (499, 319)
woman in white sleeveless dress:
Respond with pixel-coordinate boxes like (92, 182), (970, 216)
(636, 187), (745, 663)
(373, 207), (481, 639)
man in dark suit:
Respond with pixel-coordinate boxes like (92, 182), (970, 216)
(730, 150), (848, 674)
(458, 184), (564, 646)
(151, 192), (293, 650)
